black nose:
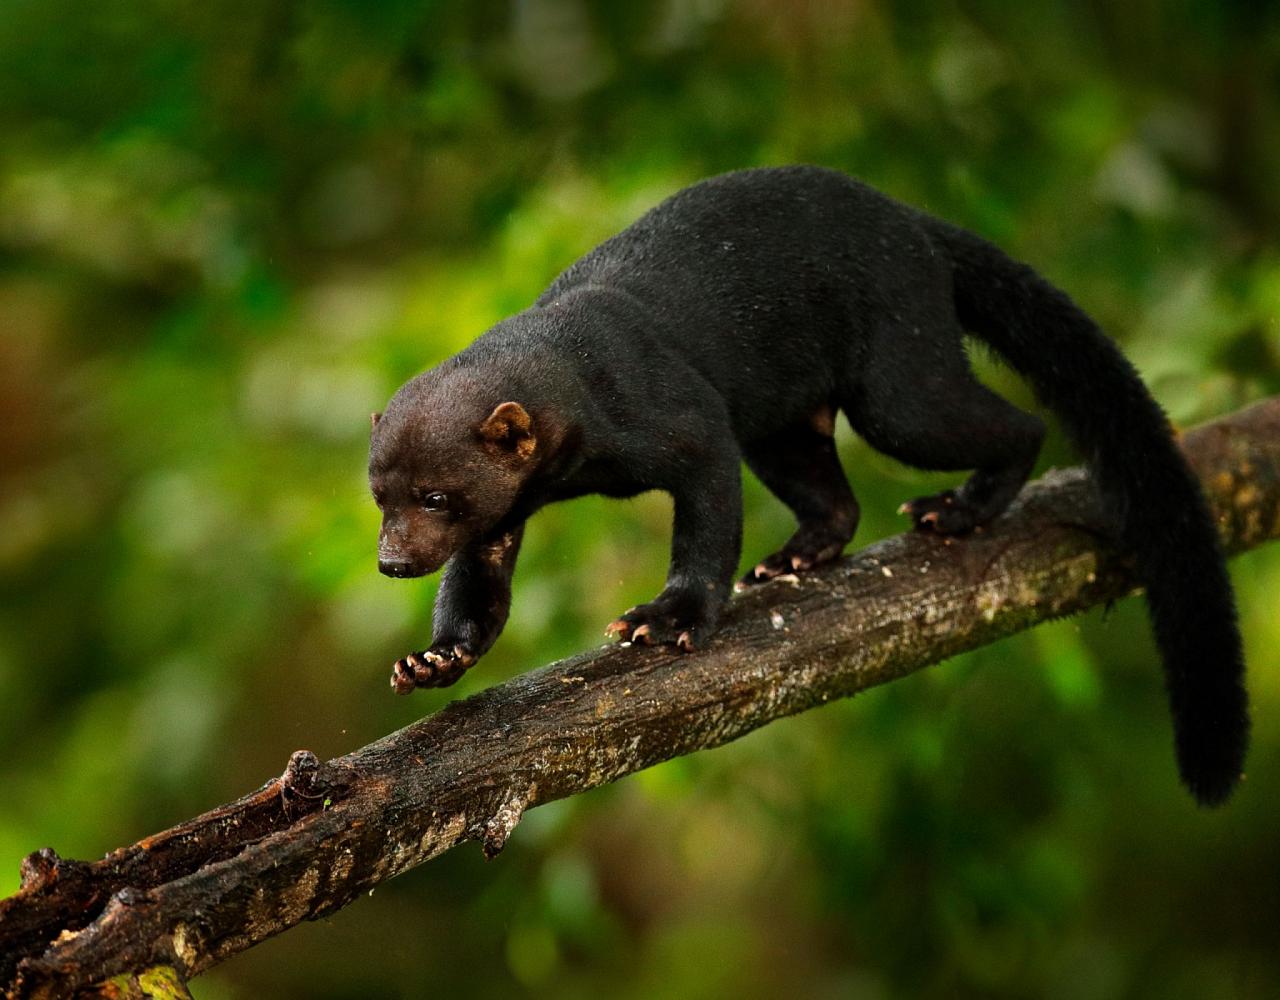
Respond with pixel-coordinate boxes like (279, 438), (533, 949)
(379, 558), (415, 578)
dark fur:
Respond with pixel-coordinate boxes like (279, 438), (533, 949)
(370, 165), (1248, 805)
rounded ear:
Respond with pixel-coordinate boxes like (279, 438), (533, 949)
(370, 412), (382, 432)
(478, 401), (536, 460)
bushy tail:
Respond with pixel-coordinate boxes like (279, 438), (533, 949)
(929, 219), (1249, 806)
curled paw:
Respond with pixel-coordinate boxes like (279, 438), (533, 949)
(390, 643), (477, 694)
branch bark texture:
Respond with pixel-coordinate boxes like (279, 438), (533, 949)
(4, 398), (1279, 999)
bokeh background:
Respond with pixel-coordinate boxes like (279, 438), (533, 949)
(3, 2), (1280, 997)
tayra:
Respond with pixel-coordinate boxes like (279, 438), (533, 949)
(369, 165), (1248, 805)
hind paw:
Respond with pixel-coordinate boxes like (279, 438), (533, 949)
(735, 541), (845, 590)
(898, 490), (980, 535)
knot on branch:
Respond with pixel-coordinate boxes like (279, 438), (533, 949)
(18, 850), (63, 894)
(278, 750), (353, 820)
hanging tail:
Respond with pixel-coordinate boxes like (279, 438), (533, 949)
(927, 218), (1249, 806)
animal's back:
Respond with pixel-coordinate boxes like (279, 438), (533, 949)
(539, 166), (951, 437)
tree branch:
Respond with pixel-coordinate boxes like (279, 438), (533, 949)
(4, 398), (1279, 999)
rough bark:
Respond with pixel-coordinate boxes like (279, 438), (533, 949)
(3, 398), (1279, 999)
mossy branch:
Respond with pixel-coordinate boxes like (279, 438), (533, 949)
(3, 398), (1279, 999)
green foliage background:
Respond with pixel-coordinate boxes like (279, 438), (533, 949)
(2, 2), (1279, 997)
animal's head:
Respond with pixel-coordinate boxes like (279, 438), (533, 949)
(368, 378), (540, 578)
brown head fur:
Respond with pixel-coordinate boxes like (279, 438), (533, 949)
(369, 369), (543, 577)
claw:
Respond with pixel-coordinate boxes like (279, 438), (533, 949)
(410, 654), (434, 683)
(676, 630), (695, 652)
(632, 623), (653, 644)
(753, 562), (770, 579)
(897, 501), (910, 515)
(733, 579), (749, 593)
(391, 661), (416, 695)
(605, 619), (631, 639)
(920, 511), (939, 528)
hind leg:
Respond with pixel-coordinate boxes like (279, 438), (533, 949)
(737, 407), (860, 588)
(846, 349), (1045, 535)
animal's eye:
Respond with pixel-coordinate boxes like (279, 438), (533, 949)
(420, 491), (449, 512)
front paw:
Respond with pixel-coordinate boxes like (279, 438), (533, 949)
(605, 586), (721, 652)
(390, 642), (477, 695)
